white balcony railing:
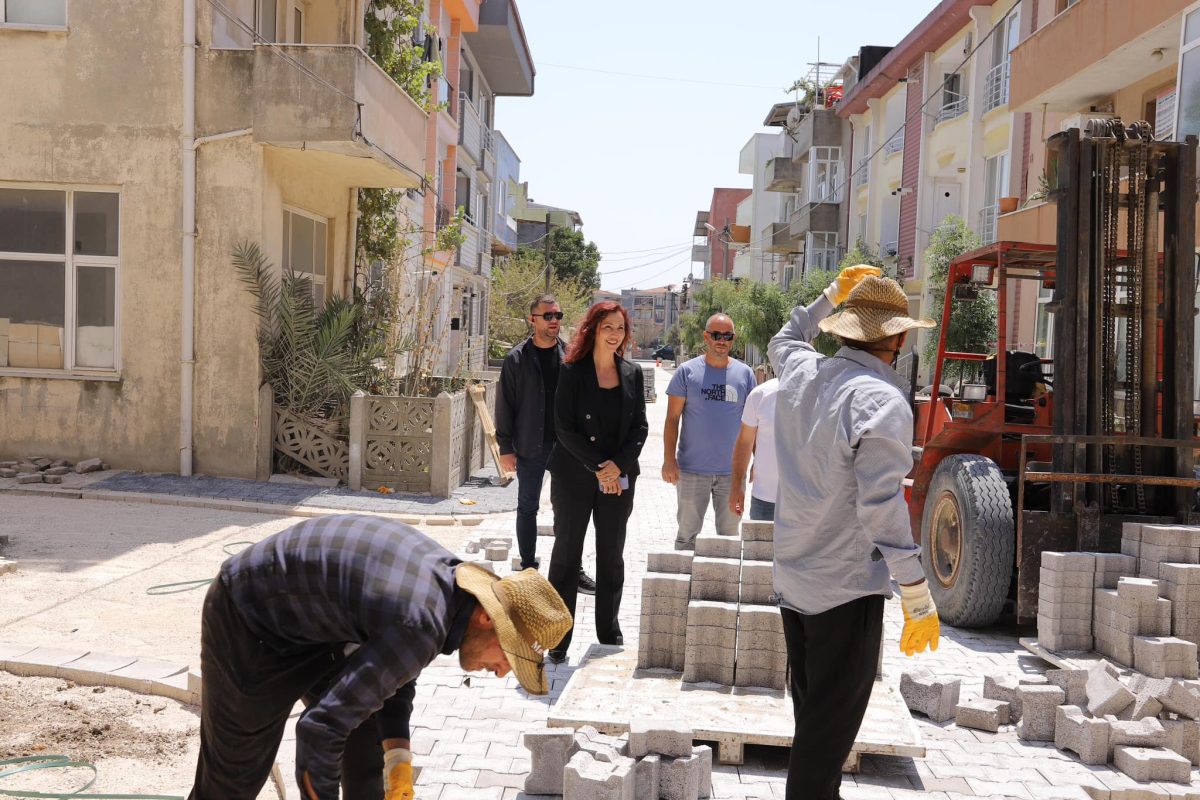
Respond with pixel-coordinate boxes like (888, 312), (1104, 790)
(937, 95), (968, 124)
(457, 91), (483, 162)
(979, 204), (998, 244)
(856, 157), (870, 186)
(983, 61), (1010, 113)
(883, 133), (904, 156)
(458, 220), (481, 271)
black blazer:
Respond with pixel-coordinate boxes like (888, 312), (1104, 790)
(547, 353), (648, 483)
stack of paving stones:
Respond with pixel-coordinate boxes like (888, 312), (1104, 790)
(523, 721), (712, 800)
(905, 661), (1200, 786)
(1036, 528), (1200, 677)
(460, 530), (512, 565)
(637, 520), (786, 691)
(642, 365), (657, 403)
(0, 456), (104, 484)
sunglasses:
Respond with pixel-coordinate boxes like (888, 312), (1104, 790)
(534, 312), (565, 321)
(706, 331), (736, 341)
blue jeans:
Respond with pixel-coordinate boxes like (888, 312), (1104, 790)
(749, 495), (776, 521)
(515, 442), (552, 569)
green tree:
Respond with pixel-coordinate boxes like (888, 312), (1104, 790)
(678, 279), (743, 356)
(488, 251), (591, 358)
(922, 215), (993, 371)
(728, 280), (793, 358)
(839, 237), (899, 280)
(364, 0), (442, 109)
(518, 227), (601, 292)
(787, 268), (841, 356)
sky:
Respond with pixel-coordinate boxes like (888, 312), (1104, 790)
(496, 0), (936, 292)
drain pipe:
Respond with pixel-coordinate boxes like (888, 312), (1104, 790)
(181, 0), (197, 476)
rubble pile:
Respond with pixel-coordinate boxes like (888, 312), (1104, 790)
(0, 456), (107, 484)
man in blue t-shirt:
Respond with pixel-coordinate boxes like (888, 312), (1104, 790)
(663, 313), (758, 548)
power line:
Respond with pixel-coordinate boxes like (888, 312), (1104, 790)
(612, 253), (694, 290)
(600, 247), (693, 276)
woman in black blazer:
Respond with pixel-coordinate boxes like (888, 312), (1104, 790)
(545, 300), (648, 663)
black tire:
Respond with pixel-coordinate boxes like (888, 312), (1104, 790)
(920, 454), (1014, 628)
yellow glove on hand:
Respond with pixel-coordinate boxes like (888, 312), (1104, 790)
(899, 581), (940, 657)
(825, 265), (883, 305)
(383, 747), (415, 800)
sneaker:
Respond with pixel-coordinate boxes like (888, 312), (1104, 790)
(547, 649), (568, 665)
(577, 570), (597, 595)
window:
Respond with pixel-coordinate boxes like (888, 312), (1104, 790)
(1, 0), (66, 26)
(938, 73), (967, 122)
(257, 0), (276, 40)
(282, 208), (328, 305)
(805, 232), (840, 270)
(808, 147), (843, 204)
(291, 2), (303, 42)
(1155, 88), (1177, 141)
(1034, 285), (1055, 359)
(0, 185), (120, 372)
(980, 152), (1010, 243)
(984, 8), (1019, 112)
(1177, 4), (1200, 141)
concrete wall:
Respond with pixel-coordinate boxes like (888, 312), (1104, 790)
(0, 0), (184, 470)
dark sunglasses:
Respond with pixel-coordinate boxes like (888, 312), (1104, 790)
(706, 330), (736, 341)
(534, 312), (565, 321)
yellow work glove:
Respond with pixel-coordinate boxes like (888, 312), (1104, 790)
(898, 581), (940, 656)
(383, 747), (415, 800)
(824, 265), (883, 306)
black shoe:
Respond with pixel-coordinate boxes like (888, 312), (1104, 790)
(547, 649), (568, 665)
(577, 570), (597, 595)
(520, 559), (540, 571)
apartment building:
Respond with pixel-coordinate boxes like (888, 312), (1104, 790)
(839, 0), (1020, 322)
(692, 187), (751, 281)
(490, 129), (521, 255)
(619, 286), (681, 350)
(730, 131), (791, 287)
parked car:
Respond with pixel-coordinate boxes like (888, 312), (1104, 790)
(653, 345), (675, 361)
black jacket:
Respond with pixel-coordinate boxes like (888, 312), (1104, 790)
(548, 353), (648, 483)
(495, 337), (565, 459)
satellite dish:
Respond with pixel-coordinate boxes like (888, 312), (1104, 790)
(785, 106), (803, 130)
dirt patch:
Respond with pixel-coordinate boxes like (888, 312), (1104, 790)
(0, 673), (199, 796)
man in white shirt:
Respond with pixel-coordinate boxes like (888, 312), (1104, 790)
(728, 377), (780, 521)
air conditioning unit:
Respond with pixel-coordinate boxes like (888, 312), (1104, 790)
(1059, 113), (1116, 134)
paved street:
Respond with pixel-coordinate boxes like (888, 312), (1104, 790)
(1, 362), (1197, 799)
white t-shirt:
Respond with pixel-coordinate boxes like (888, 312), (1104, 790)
(741, 378), (780, 502)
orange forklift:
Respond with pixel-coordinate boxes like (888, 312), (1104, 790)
(907, 122), (1200, 627)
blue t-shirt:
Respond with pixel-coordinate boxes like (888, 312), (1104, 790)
(666, 356), (757, 475)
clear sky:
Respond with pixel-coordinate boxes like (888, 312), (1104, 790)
(496, 0), (936, 291)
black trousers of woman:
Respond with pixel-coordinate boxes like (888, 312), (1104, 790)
(780, 594), (884, 800)
(547, 474), (636, 655)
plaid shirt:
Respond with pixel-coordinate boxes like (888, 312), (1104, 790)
(220, 515), (474, 799)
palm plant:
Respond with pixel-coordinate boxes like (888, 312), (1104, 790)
(233, 242), (392, 425)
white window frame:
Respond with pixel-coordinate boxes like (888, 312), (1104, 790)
(805, 231), (840, 270)
(290, 0), (304, 43)
(0, 0), (68, 29)
(808, 146), (843, 204)
(1174, 3), (1200, 143)
(282, 206), (329, 304)
(0, 181), (122, 378)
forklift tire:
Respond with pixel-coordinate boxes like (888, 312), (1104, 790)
(920, 454), (1014, 628)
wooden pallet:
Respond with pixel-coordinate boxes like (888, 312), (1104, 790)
(548, 644), (924, 771)
(1019, 637), (1137, 676)
(469, 384), (514, 485)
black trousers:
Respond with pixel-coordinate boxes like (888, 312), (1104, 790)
(188, 577), (384, 800)
(547, 474), (635, 654)
(780, 595), (884, 800)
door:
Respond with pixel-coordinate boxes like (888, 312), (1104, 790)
(932, 183), (961, 229)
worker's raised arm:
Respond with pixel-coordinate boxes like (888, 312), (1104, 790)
(769, 266), (882, 374)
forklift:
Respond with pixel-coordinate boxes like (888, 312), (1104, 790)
(908, 120), (1200, 628)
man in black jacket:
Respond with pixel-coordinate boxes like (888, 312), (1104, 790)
(496, 294), (595, 593)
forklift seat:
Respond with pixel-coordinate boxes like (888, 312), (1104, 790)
(983, 351), (1044, 424)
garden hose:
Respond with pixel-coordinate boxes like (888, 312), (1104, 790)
(144, 541), (254, 595)
(0, 755), (183, 799)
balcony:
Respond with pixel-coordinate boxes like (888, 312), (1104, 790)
(1009, 0), (1189, 112)
(787, 106), (843, 154)
(691, 244), (710, 263)
(458, 91), (484, 163)
(788, 201), (841, 241)
(983, 61), (1010, 113)
(463, 0), (535, 96)
(458, 220), (482, 273)
(765, 157), (804, 192)
(765, 222), (799, 254)
(480, 128), (497, 179)
(936, 95), (968, 125)
(251, 45), (426, 188)
(883, 133), (904, 157)
(978, 204), (998, 245)
(693, 211), (710, 237)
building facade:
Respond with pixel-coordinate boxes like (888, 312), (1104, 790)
(692, 187), (751, 281)
(731, 132), (790, 286)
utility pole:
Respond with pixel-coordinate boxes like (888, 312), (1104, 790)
(543, 210), (553, 292)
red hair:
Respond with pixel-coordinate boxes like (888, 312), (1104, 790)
(565, 301), (632, 363)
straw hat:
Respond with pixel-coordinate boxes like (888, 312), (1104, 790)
(819, 275), (935, 342)
(455, 563), (572, 695)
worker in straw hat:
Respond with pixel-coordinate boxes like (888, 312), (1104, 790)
(768, 267), (940, 800)
(187, 514), (571, 800)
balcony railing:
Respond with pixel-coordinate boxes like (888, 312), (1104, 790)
(979, 204), (998, 244)
(883, 133), (904, 157)
(936, 94), (968, 124)
(458, 91), (483, 161)
(458, 220), (481, 272)
(983, 61), (1010, 113)
(855, 157), (870, 186)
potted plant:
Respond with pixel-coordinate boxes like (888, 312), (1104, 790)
(998, 196), (1019, 214)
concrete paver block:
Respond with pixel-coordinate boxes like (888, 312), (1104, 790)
(1112, 745), (1192, 784)
(1155, 679), (1200, 719)
(739, 520), (773, 542)
(1108, 717), (1169, 761)
(1046, 668), (1090, 706)
(1116, 690), (1164, 721)
(523, 726), (575, 795)
(4, 646), (92, 677)
(1087, 661), (1136, 716)
(1118, 577), (1162, 605)
(628, 718), (694, 759)
(689, 558), (740, 603)
(739, 561), (774, 606)
(647, 552), (693, 575)
(983, 674), (1024, 721)
(1162, 718), (1200, 766)
(634, 753), (660, 799)
(53, 651), (137, 684)
(658, 751), (703, 800)
(1043, 552), (1098, 572)
(900, 669), (961, 723)
(954, 698), (1010, 732)
(562, 750), (635, 800)
(694, 534), (740, 560)
(1055, 705), (1111, 765)
(1134, 636), (1199, 678)
(741, 540), (772, 561)
(1016, 684), (1066, 742)
(692, 745), (712, 798)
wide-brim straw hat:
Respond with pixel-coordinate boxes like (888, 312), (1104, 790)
(819, 274), (935, 341)
(455, 563), (572, 695)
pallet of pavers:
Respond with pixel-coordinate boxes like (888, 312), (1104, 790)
(548, 519), (925, 770)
